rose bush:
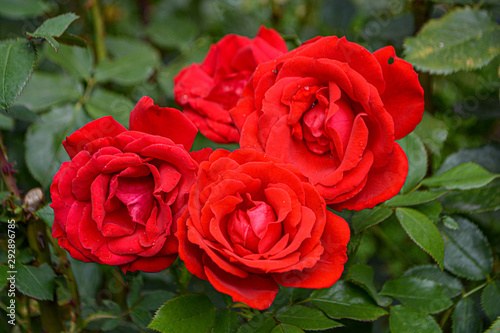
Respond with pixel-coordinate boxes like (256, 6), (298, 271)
(231, 36), (425, 211)
(176, 148), (350, 309)
(174, 26), (287, 143)
(50, 97), (211, 273)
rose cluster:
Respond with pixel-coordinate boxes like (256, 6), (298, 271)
(51, 27), (423, 309)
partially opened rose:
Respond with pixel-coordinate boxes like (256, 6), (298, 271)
(174, 26), (288, 143)
(231, 36), (425, 211)
(50, 97), (211, 273)
(177, 148), (350, 309)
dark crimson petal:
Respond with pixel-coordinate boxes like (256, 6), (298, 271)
(273, 211), (349, 288)
(204, 259), (279, 310)
(373, 46), (425, 140)
(129, 96), (198, 151)
(120, 254), (178, 273)
(63, 116), (127, 158)
(330, 143), (408, 211)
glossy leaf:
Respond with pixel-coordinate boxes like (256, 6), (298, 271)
(276, 305), (342, 330)
(212, 310), (240, 333)
(414, 112), (448, 157)
(403, 265), (463, 299)
(136, 291), (175, 311)
(413, 200), (443, 223)
(390, 305), (442, 333)
(44, 44), (93, 80)
(440, 183), (500, 213)
(452, 297), (482, 333)
(236, 312), (276, 333)
(397, 133), (428, 193)
(347, 263), (393, 307)
(380, 276), (452, 314)
(351, 207), (393, 234)
(310, 281), (388, 321)
(0, 0), (55, 19)
(27, 13), (79, 51)
(0, 38), (37, 110)
(437, 145), (500, 175)
(270, 324), (303, 333)
(15, 263), (56, 301)
(385, 190), (448, 208)
(481, 281), (500, 321)
(36, 204), (54, 227)
(396, 208), (444, 268)
(484, 317), (500, 333)
(84, 88), (133, 127)
(422, 162), (499, 190)
(148, 294), (216, 333)
(439, 216), (493, 280)
(441, 216), (459, 230)
(404, 8), (500, 74)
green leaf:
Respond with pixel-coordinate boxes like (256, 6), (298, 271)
(146, 16), (199, 50)
(439, 183), (500, 213)
(310, 281), (388, 321)
(390, 305), (442, 333)
(351, 207), (393, 234)
(130, 307), (152, 329)
(276, 305), (342, 330)
(15, 263), (56, 301)
(27, 13), (79, 51)
(148, 294), (216, 333)
(44, 44), (93, 80)
(36, 204), (54, 227)
(413, 200), (443, 223)
(396, 208), (444, 268)
(0, 112), (14, 130)
(385, 190), (448, 207)
(404, 7), (500, 74)
(422, 162), (499, 190)
(437, 145), (500, 175)
(347, 263), (393, 307)
(211, 310), (240, 333)
(0, 265), (9, 289)
(481, 281), (500, 321)
(397, 133), (428, 193)
(126, 274), (143, 308)
(14, 72), (82, 112)
(137, 291), (175, 311)
(0, 0), (56, 19)
(270, 323), (304, 333)
(439, 216), (493, 280)
(380, 277), (452, 314)
(84, 88), (133, 128)
(0, 38), (37, 110)
(236, 312), (276, 333)
(70, 259), (102, 301)
(94, 37), (160, 86)
(25, 105), (90, 188)
(442, 216), (459, 230)
(452, 297), (482, 333)
(414, 112), (448, 157)
(484, 317), (500, 333)
(403, 265), (463, 299)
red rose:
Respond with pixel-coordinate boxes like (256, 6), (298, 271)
(174, 26), (288, 143)
(176, 148), (350, 309)
(50, 97), (211, 273)
(231, 36), (424, 211)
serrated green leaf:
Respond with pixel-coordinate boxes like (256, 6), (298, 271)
(440, 183), (500, 213)
(351, 207), (393, 234)
(310, 281), (388, 321)
(15, 263), (56, 301)
(44, 44), (92, 80)
(439, 216), (493, 280)
(14, 72), (81, 112)
(403, 265), (463, 299)
(390, 305), (442, 333)
(25, 105), (90, 188)
(148, 294), (216, 333)
(0, 0), (56, 19)
(276, 305), (342, 330)
(481, 281), (500, 321)
(385, 190), (448, 207)
(27, 13), (79, 51)
(0, 38), (37, 110)
(404, 8), (500, 74)
(347, 264), (393, 307)
(396, 208), (444, 268)
(398, 133), (428, 193)
(270, 323), (303, 333)
(94, 37), (160, 86)
(84, 88), (133, 127)
(211, 310), (240, 333)
(413, 200), (443, 223)
(236, 312), (275, 333)
(437, 145), (500, 175)
(422, 162), (499, 190)
(380, 277), (452, 314)
(453, 297), (482, 333)
(36, 204), (54, 227)
(484, 317), (500, 333)
(414, 112), (448, 157)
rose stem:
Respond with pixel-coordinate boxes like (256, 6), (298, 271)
(88, 0), (107, 63)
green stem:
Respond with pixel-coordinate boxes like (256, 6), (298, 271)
(462, 280), (489, 299)
(109, 268), (127, 310)
(90, 0), (107, 63)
